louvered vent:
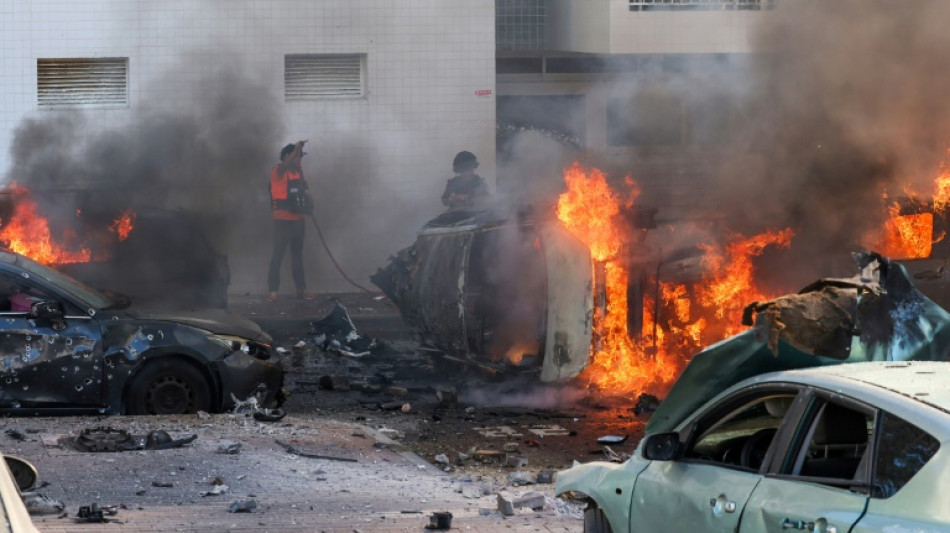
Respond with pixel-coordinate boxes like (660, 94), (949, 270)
(285, 54), (364, 100)
(37, 58), (129, 108)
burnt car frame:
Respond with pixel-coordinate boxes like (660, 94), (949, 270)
(0, 249), (282, 415)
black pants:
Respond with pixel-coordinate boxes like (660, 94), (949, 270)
(267, 219), (306, 292)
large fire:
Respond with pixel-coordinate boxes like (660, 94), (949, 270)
(868, 159), (950, 259)
(0, 184), (135, 265)
(556, 162), (794, 396)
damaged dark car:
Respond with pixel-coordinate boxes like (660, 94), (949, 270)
(0, 249), (283, 415)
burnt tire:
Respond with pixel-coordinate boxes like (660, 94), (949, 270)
(126, 359), (212, 415)
(584, 506), (613, 533)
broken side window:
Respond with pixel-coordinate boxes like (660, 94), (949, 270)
(685, 389), (801, 471)
(871, 412), (940, 498)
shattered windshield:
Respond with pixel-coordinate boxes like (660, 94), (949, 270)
(12, 253), (113, 311)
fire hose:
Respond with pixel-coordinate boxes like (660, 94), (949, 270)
(307, 213), (378, 294)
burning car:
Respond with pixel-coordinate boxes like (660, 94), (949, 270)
(0, 248), (282, 415)
(372, 163), (791, 394)
(556, 253), (950, 532)
(372, 205), (599, 382)
(0, 187), (230, 310)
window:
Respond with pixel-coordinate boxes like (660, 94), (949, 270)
(786, 400), (874, 488)
(686, 392), (798, 471)
(496, 0), (548, 51)
(37, 58), (128, 108)
(872, 412), (939, 498)
(284, 54), (365, 101)
(629, 0), (776, 11)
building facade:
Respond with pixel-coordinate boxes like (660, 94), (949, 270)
(496, 0), (773, 219)
(0, 0), (496, 294)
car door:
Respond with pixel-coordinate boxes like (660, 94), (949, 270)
(739, 392), (873, 533)
(0, 270), (104, 408)
(631, 386), (804, 532)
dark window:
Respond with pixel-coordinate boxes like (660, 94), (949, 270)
(629, 0), (776, 11)
(872, 412), (939, 498)
(496, 57), (544, 75)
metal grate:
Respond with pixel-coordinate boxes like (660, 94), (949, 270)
(37, 58), (129, 108)
(629, 0), (775, 11)
(284, 54), (364, 100)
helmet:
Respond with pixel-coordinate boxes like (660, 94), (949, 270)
(452, 151), (478, 173)
(279, 144), (295, 160)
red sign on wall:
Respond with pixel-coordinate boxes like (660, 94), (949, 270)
(475, 89), (492, 97)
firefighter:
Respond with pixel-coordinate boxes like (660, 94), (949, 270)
(441, 151), (489, 209)
(267, 141), (317, 302)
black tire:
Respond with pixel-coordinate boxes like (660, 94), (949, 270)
(126, 358), (212, 415)
(584, 506), (613, 533)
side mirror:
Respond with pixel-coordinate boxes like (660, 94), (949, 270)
(30, 300), (67, 331)
(4, 455), (38, 493)
(642, 432), (682, 461)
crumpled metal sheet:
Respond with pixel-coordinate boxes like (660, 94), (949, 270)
(647, 251), (950, 435)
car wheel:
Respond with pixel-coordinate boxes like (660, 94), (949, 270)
(126, 358), (212, 415)
(584, 505), (613, 533)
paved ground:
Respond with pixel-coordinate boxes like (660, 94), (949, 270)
(5, 292), (596, 532)
(7, 414), (582, 532)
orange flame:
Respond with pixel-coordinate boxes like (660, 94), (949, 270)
(875, 207), (933, 260)
(933, 159), (950, 212)
(555, 164), (686, 394)
(110, 208), (136, 241)
(698, 229), (794, 335)
(0, 187), (91, 265)
(555, 162), (794, 396)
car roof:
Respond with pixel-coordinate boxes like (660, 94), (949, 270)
(765, 360), (950, 414)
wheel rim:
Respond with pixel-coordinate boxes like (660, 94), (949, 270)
(145, 375), (194, 414)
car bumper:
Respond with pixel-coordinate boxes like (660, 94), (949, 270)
(215, 350), (285, 410)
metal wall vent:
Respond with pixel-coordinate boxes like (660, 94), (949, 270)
(37, 58), (129, 108)
(284, 54), (365, 100)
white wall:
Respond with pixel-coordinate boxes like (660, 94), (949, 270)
(0, 0), (496, 295)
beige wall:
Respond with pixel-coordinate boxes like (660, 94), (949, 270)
(548, 0), (766, 54)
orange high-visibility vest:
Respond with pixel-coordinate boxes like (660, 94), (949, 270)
(270, 165), (304, 221)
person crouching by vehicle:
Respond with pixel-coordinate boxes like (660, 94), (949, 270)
(441, 151), (489, 209)
(267, 141), (317, 302)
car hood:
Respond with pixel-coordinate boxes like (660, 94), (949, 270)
(133, 309), (271, 342)
(646, 252), (950, 435)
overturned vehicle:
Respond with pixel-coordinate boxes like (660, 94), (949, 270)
(371, 204), (668, 381)
(557, 252), (950, 532)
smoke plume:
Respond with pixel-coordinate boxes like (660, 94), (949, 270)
(713, 0), (950, 283)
